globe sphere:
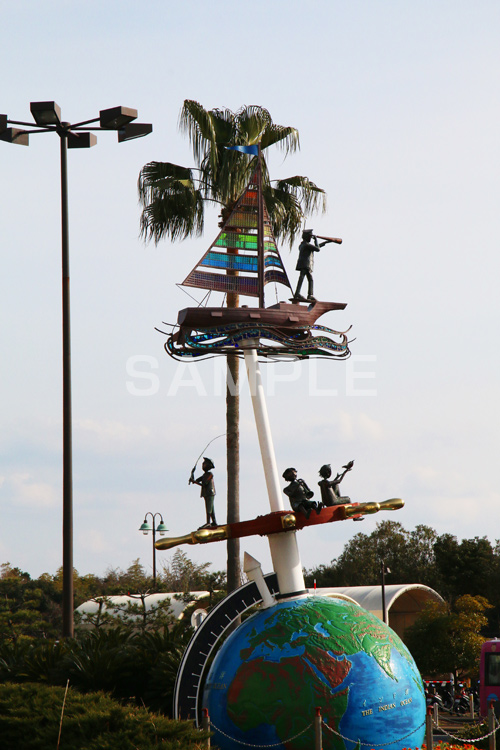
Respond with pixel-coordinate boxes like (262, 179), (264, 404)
(203, 596), (425, 750)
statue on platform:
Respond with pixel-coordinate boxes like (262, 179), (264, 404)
(282, 467), (322, 519)
(318, 461), (362, 520)
(293, 229), (335, 302)
(189, 457), (218, 528)
(318, 461), (354, 506)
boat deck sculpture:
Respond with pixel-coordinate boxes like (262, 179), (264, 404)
(164, 151), (350, 359)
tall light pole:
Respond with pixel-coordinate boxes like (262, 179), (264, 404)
(1, 102), (152, 638)
(380, 559), (391, 624)
(139, 512), (168, 588)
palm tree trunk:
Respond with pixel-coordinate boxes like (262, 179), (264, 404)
(226, 290), (240, 593)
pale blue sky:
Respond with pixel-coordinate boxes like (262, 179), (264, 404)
(1, 1), (499, 580)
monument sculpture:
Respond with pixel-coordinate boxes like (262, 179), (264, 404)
(154, 143), (425, 750)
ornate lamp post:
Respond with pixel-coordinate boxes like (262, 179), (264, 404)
(139, 512), (168, 587)
(1, 102), (152, 638)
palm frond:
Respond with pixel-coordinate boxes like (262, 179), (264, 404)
(179, 100), (218, 166)
(264, 183), (303, 247)
(273, 175), (327, 215)
(138, 161), (205, 244)
(138, 161), (196, 206)
(261, 124), (300, 155)
(264, 177), (326, 246)
(235, 106), (272, 145)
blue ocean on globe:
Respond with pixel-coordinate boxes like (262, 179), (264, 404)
(203, 595), (426, 750)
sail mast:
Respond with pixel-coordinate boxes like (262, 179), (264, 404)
(257, 143), (265, 307)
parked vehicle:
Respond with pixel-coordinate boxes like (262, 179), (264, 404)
(480, 639), (500, 716)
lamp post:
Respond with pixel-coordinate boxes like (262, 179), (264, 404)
(139, 512), (168, 588)
(380, 560), (391, 624)
(1, 102), (152, 638)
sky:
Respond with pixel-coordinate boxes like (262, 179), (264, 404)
(1, 1), (499, 586)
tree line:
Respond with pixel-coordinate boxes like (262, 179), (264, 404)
(2, 522), (499, 694)
(305, 520), (500, 634)
(304, 520), (500, 681)
(0, 551), (225, 643)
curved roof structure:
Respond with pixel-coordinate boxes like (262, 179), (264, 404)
(75, 584), (443, 639)
(75, 591), (209, 626)
(315, 584), (444, 638)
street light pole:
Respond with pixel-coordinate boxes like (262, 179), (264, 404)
(1, 103), (152, 638)
(139, 513), (168, 588)
(60, 128), (74, 636)
(380, 560), (391, 625)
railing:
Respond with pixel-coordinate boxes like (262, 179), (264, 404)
(198, 702), (499, 750)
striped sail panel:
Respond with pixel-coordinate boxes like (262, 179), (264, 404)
(200, 252), (259, 273)
(225, 212), (258, 229)
(264, 256), (284, 268)
(214, 232), (258, 250)
(182, 167), (292, 299)
(183, 270), (259, 296)
(263, 269), (290, 286)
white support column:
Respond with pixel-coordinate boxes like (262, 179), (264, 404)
(243, 346), (283, 512)
(243, 344), (306, 596)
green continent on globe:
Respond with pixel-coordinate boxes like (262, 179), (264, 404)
(203, 596), (426, 750)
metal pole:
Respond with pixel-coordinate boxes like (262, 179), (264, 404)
(202, 707), (211, 749)
(60, 129), (74, 639)
(425, 706), (433, 750)
(381, 561), (387, 624)
(489, 701), (496, 750)
(152, 522), (157, 588)
(314, 707), (323, 750)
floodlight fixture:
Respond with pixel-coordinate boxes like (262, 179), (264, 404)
(67, 132), (97, 149)
(118, 122), (153, 143)
(30, 101), (61, 127)
(0, 128), (29, 146)
(100, 106), (137, 130)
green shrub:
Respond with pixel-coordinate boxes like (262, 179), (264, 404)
(0, 624), (192, 715)
(0, 682), (207, 750)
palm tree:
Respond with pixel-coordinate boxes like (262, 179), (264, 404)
(138, 101), (327, 593)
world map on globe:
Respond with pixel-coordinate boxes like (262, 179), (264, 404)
(203, 596), (426, 750)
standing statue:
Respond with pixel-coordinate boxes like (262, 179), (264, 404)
(293, 229), (337, 302)
(189, 457), (218, 528)
(282, 467), (322, 519)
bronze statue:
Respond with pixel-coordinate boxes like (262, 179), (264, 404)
(282, 467), (322, 519)
(189, 457), (218, 528)
(318, 461), (362, 520)
(293, 229), (336, 302)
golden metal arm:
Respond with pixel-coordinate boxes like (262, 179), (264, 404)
(343, 498), (404, 519)
(155, 525), (228, 551)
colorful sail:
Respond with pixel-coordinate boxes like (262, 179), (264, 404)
(182, 168), (292, 302)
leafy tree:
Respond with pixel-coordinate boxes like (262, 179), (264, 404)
(138, 101), (326, 593)
(305, 521), (442, 589)
(403, 594), (491, 681)
(159, 549), (226, 594)
(0, 565), (61, 643)
(434, 534), (498, 602)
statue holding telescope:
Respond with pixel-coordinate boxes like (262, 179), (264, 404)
(293, 229), (342, 302)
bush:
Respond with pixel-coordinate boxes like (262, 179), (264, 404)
(0, 624), (192, 715)
(0, 682), (207, 750)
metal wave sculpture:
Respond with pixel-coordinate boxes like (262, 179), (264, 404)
(165, 320), (351, 360)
